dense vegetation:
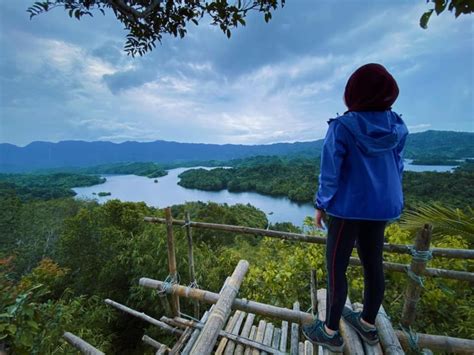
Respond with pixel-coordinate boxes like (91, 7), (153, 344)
(1, 194), (472, 353)
(40, 162), (168, 179)
(1, 155), (473, 353)
(0, 173), (105, 201)
(178, 156), (474, 209)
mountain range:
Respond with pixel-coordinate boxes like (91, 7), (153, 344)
(1, 130), (472, 172)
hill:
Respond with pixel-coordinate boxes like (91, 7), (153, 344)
(0, 130), (472, 172)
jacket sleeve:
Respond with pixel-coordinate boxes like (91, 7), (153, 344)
(314, 121), (348, 210)
(395, 124), (409, 182)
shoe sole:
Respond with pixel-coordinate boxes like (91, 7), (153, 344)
(343, 318), (380, 345)
(302, 328), (344, 353)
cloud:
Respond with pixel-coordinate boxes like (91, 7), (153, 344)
(1, 0), (472, 146)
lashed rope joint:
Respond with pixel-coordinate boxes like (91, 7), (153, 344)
(408, 246), (433, 262)
(156, 274), (180, 296)
(406, 266), (426, 287)
(399, 323), (432, 354)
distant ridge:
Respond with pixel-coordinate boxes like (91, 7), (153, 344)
(1, 130), (473, 173)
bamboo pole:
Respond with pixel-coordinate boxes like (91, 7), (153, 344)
(144, 217), (474, 259)
(164, 207), (180, 317)
(348, 257), (474, 282)
(401, 224), (432, 328)
(339, 296), (364, 355)
(104, 299), (183, 336)
(352, 303), (383, 355)
(395, 330), (474, 354)
(181, 310), (210, 355)
(235, 313), (256, 355)
(63, 332), (104, 355)
(290, 302), (300, 355)
(163, 316), (285, 355)
(142, 335), (169, 351)
(170, 326), (193, 354)
(310, 270), (318, 317)
(191, 260), (250, 355)
(140, 277), (314, 324)
(374, 304), (404, 355)
(185, 211), (200, 318)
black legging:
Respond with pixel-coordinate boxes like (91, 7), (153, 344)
(324, 216), (386, 331)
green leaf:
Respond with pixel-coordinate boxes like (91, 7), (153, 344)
(420, 9), (434, 29)
(434, 0), (447, 15)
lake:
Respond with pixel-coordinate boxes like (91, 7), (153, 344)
(73, 161), (457, 227)
(73, 167), (315, 227)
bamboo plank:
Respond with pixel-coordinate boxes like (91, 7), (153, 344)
(162, 316), (284, 354)
(352, 303), (383, 355)
(261, 323), (274, 355)
(143, 217), (474, 260)
(304, 340), (314, 355)
(63, 332), (104, 355)
(338, 296), (364, 355)
(299, 342), (304, 355)
(316, 289), (336, 355)
(244, 325), (258, 355)
(224, 310), (246, 355)
(191, 260), (249, 355)
(104, 299), (183, 336)
(290, 302), (300, 355)
(374, 304), (404, 355)
(235, 313), (256, 355)
(215, 314), (236, 355)
(140, 278), (313, 324)
(280, 321), (288, 352)
(272, 328), (282, 350)
(253, 320), (267, 355)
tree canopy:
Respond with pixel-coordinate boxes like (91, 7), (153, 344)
(27, 0), (285, 56)
(27, 0), (472, 56)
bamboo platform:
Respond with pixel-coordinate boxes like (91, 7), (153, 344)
(61, 212), (474, 354)
(153, 288), (403, 355)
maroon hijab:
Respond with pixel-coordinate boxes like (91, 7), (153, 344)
(344, 63), (399, 112)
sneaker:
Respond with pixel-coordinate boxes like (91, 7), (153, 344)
(341, 307), (379, 345)
(302, 319), (344, 352)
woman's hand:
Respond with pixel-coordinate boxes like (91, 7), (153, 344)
(315, 209), (327, 229)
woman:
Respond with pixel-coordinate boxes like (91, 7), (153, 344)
(302, 63), (408, 352)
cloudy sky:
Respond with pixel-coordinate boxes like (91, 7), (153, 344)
(0, 0), (472, 146)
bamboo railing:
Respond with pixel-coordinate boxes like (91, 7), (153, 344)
(141, 210), (474, 354)
(144, 217), (474, 260)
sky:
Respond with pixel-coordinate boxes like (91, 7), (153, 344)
(0, 0), (473, 146)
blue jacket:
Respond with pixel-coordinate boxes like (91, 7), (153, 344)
(314, 110), (408, 220)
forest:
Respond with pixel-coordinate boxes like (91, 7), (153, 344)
(1, 155), (473, 353)
(178, 156), (474, 209)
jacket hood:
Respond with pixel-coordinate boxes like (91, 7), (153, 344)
(337, 111), (408, 155)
